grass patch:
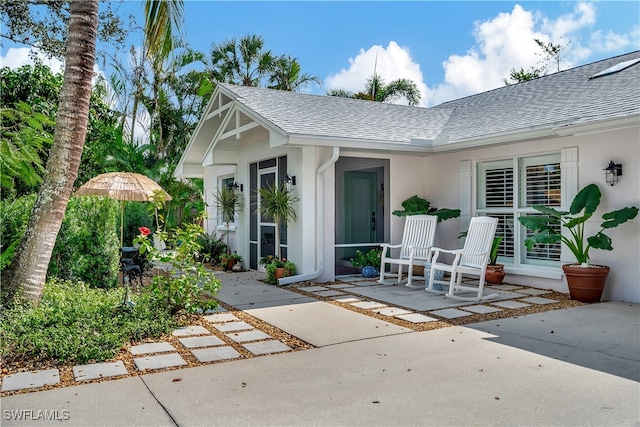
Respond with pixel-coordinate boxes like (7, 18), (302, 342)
(1, 279), (178, 366)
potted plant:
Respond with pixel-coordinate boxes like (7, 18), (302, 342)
(220, 252), (242, 271)
(259, 255), (294, 285)
(258, 182), (299, 260)
(350, 248), (383, 278)
(393, 195), (461, 275)
(518, 183), (638, 303)
(212, 185), (242, 254)
(485, 236), (505, 285)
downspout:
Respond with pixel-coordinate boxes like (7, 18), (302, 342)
(279, 147), (340, 285)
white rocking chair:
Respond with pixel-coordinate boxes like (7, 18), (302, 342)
(426, 216), (499, 301)
(378, 215), (438, 287)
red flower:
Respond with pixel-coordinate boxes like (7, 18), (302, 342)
(139, 226), (151, 236)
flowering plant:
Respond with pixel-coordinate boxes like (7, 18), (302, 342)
(350, 248), (382, 268)
(139, 226), (151, 236)
(259, 255), (285, 268)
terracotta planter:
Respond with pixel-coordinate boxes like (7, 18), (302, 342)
(562, 264), (610, 303)
(225, 258), (238, 271)
(275, 267), (286, 279)
(485, 264), (506, 285)
(412, 264), (425, 276)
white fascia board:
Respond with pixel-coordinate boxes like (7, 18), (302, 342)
(552, 113), (640, 136)
(286, 134), (435, 153)
(176, 162), (205, 178)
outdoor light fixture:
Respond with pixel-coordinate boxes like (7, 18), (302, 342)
(284, 173), (296, 192)
(604, 161), (622, 186)
(229, 182), (243, 193)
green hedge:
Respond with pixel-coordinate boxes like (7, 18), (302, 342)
(1, 195), (120, 288)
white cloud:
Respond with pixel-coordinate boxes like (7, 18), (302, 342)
(427, 2), (602, 106)
(0, 47), (64, 73)
(325, 41), (430, 107)
(589, 27), (640, 53)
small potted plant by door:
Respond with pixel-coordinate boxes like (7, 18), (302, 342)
(350, 248), (383, 278)
(485, 236), (505, 285)
(220, 252), (242, 271)
(519, 183), (638, 303)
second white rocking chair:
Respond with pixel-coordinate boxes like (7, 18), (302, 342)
(426, 216), (499, 301)
(378, 215), (438, 287)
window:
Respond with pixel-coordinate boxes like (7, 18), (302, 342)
(218, 175), (235, 225)
(477, 153), (561, 267)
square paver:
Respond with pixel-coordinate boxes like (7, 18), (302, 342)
(395, 313), (438, 323)
(179, 335), (225, 348)
(191, 346), (241, 363)
(134, 353), (186, 371)
(326, 283), (355, 289)
(313, 290), (345, 297)
(517, 288), (552, 296)
(243, 340), (292, 355)
(492, 300), (532, 309)
(226, 330), (272, 343)
(130, 342), (176, 356)
(73, 361), (128, 381)
(520, 297), (559, 305)
(204, 312), (239, 323)
(331, 296), (362, 303)
(212, 321), (254, 332)
(374, 307), (413, 316)
(430, 308), (474, 319)
(462, 305), (503, 314)
(1, 369), (60, 392)
(172, 325), (211, 337)
(303, 286), (329, 292)
(350, 301), (388, 310)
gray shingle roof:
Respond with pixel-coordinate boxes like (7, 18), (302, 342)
(219, 51), (640, 145)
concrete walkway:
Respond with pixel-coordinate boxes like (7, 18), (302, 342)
(2, 272), (639, 426)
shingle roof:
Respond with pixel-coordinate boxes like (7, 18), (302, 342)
(219, 51), (640, 145)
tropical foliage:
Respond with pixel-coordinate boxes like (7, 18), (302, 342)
(392, 195), (461, 223)
(327, 73), (421, 106)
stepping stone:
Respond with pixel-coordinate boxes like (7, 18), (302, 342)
(374, 307), (413, 316)
(520, 297), (558, 305)
(130, 342), (175, 355)
(303, 286), (329, 292)
(73, 361), (128, 381)
(518, 288), (552, 296)
(134, 353), (186, 371)
(331, 296), (362, 303)
(462, 305), (502, 314)
(395, 313), (438, 323)
(172, 325), (210, 337)
(226, 330), (272, 343)
(326, 283), (355, 289)
(212, 321), (254, 332)
(313, 290), (345, 297)
(191, 346), (241, 363)
(243, 340), (292, 355)
(179, 335), (225, 349)
(351, 301), (388, 310)
(204, 312), (239, 323)
(1, 369), (60, 392)
(430, 308), (473, 319)
(492, 300), (532, 309)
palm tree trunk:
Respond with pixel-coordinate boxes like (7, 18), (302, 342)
(2, 0), (99, 304)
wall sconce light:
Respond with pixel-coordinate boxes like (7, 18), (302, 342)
(283, 173), (296, 192)
(229, 182), (243, 193)
(604, 161), (622, 186)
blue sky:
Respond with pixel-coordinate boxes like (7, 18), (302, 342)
(2, 1), (639, 106)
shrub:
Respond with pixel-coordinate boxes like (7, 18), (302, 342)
(136, 220), (220, 315)
(0, 194), (36, 271)
(0, 278), (177, 365)
(50, 196), (120, 288)
(195, 232), (228, 265)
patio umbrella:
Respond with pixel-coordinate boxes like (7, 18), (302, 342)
(75, 172), (172, 247)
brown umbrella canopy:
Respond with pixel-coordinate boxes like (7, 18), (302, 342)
(75, 172), (172, 201)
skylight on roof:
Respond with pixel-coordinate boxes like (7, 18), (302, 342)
(589, 58), (640, 79)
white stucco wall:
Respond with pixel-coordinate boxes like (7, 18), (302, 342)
(420, 125), (640, 302)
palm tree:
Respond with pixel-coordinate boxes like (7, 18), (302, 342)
(210, 34), (275, 86)
(269, 56), (321, 91)
(2, 0), (100, 304)
(327, 73), (421, 106)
